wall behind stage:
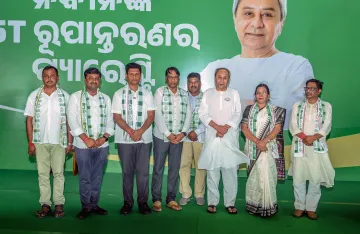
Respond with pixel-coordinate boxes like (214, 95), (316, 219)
(0, 0), (359, 172)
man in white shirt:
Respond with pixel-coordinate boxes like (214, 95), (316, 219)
(24, 65), (72, 218)
(67, 67), (114, 219)
(152, 67), (192, 212)
(289, 79), (335, 220)
(198, 68), (249, 214)
(200, 0), (314, 129)
(112, 63), (155, 215)
(178, 72), (206, 206)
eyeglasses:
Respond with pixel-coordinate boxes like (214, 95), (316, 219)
(167, 75), (179, 79)
(304, 87), (317, 91)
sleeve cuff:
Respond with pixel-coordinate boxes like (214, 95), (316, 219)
(292, 130), (302, 136)
(164, 130), (171, 137)
(105, 128), (115, 136)
(194, 129), (201, 135)
(317, 130), (326, 138)
(111, 110), (122, 114)
(147, 107), (156, 111)
(71, 128), (84, 137)
(226, 121), (237, 129)
(24, 112), (33, 117)
(204, 118), (212, 127)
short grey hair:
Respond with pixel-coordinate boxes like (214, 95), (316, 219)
(214, 67), (231, 87)
(232, 0), (287, 21)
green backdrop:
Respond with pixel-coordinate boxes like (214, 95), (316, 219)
(0, 0), (359, 172)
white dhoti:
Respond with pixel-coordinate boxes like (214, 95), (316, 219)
(199, 127), (249, 207)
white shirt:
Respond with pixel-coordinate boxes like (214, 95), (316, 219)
(112, 87), (156, 144)
(200, 52), (314, 129)
(24, 88), (69, 145)
(153, 86), (192, 142)
(198, 88), (242, 129)
(185, 93), (205, 143)
(67, 90), (114, 149)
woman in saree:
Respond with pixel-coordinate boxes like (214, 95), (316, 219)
(241, 83), (286, 217)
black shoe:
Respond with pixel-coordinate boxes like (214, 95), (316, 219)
(77, 208), (91, 220)
(92, 206), (108, 215)
(120, 202), (133, 215)
(139, 203), (151, 215)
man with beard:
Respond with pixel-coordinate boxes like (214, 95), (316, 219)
(67, 67), (114, 219)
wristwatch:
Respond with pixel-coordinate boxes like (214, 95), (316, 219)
(181, 132), (187, 137)
(102, 135), (109, 142)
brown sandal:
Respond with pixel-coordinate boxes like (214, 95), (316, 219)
(36, 204), (52, 218)
(54, 205), (64, 218)
(152, 201), (162, 212)
(166, 201), (182, 211)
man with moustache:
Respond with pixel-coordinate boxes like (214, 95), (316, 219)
(25, 65), (72, 218)
(198, 68), (248, 214)
(178, 72), (207, 206)
(67, 67), (114, 219)
(151, 67), (192, 212)
(112, 62), (155, 215)
(289, 79), (334, 220)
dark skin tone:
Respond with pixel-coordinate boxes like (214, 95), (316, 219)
(241, 86), (281, 152)
(113, 68), (155, 142)
(187, 77), (201, 141)
(296, 82), (324, 146)
(165, 70), (185, 145)
(79, 73), (110, 148)
(26, 68), (73, 156)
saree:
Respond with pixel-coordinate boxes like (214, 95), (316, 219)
(241, 104), (285, 216)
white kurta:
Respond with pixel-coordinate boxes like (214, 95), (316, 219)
(200, 52), (314, 129)
(198, 88), (249, 170)
(288, 100), (335, 188)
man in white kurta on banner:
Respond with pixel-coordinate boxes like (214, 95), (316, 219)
(198, 68), (249, 214)
(289, 78), (335, 220)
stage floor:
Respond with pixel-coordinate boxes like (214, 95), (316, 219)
(0, 170), (359, 234)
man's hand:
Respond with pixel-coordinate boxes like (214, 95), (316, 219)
(95, 137), (106, 148)
(216, 132), (224, 138)
(167, 133), (177, 143)
(216, 125), (229, 135)
(28, 144), (36, 156)
(188, 131), (198, 141)
(84, 138), (96, 148)
(303, 135), (316, 146)
(131, 129), (144, 142)
(65, 144), (73, 154)
(173, 133), (185, 144)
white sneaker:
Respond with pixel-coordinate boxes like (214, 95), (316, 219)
(179, 197), (191, 205)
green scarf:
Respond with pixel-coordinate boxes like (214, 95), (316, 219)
(33, 86), (67, 148)
(247, 103), (278, 160)
(80, 89), (106, 139)
(190, 92), (203, 131)
(161, 86), (188, 133)
(294, 99), (327, 157)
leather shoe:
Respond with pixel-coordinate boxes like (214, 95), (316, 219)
(77, 208), (91, 220)
(139, 203), (151, 215)
(292, 209), (304, 218)
(92, 206), (108, 215)
(120, 202), (133, 215)
(306, 211), (318, 220)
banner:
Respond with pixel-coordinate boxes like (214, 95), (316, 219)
(1, 0), (359, 172)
